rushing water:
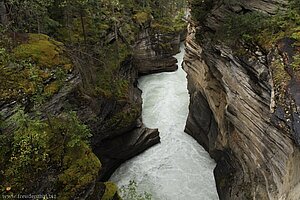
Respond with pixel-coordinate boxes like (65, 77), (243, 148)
(110, 44), (219, 200)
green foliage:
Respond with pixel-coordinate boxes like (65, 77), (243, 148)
(151, 11), (187, 33)
(217, 1), (300, 48)
(220, 12), (268, 44)
(101, 182), (121, 200)
(291, 0), (300, 13)
(120, 180), (152, 200)
(5, 0), (54, 33)
(291, 28), (300, 41)
(102, 104), (140, 131)
(189, 0), (214, 24)
(4, 109), (50, 190)
(58, 142), (101, 200)
(259, 9), (300, 48)
(59, 111), (92, 148)
(92, 43), (131, 100)
(0, 26), (12, 50)
(0, 107), (99, 198)
(0, 34), (72, 103)
(291, 54), (300, 71)
(148, 0), (187, 19)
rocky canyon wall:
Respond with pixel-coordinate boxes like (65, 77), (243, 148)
(0, 29), (182, 199)
(184, 0), (300, 199)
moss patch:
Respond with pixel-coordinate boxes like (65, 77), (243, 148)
(13, 34), (72, 69)
(101, 182), (121, 200)
(58, 142), (101, 200)
(133, 12), (151, 25)
(0, 34), (72, 102)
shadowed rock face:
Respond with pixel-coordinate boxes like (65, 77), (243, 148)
(184, 0), (300, 199)
(95, 124), (159, 181)
(40, 61), (163, 184)
(134, 28), (181, 75)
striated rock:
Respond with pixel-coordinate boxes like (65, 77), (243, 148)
(184, 1), (300, 199)
(134, 28), (181, 75)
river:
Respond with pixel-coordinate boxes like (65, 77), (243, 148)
(110, 44), (219, 200)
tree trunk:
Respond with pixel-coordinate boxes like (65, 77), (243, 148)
(112, 4), (120, 66)
(37, 18), (40, 33)
(80, 12), (87, 45)
(0, 1), (8, 25)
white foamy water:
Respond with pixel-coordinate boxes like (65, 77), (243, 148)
(110, 44), (219, 200)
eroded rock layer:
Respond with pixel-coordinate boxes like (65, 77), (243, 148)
(184, 1), (300, 199)
(134, 29), (181, 75)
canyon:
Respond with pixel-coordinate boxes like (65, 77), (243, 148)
(2, 0), (300, 199)
(111, 44), (218, 200)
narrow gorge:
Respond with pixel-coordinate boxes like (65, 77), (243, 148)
(111, 44), (218, 200)
(1, 0), (300, 199)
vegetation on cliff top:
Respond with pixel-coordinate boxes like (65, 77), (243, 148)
(0, 33), (72, 104)
(190, 0), (300, 83)
(190, 0), (300, 136)
(217, 0), (300, 99)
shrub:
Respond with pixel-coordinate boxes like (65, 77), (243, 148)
(101, 182), (121, 200)
(190, 0), (214, 24)
(219, 12), (268, 44)
(216, 4), (300, 48)
(1, 108), (100, 199)
(120, 180), (152, 200)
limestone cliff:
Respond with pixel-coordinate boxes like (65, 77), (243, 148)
(184, 0), (300, 199)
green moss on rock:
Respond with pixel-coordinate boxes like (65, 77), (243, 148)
(13, 34), (72, 69)
(133, 12), (151, 25)
(58, 142), (101, 200)
(101, 182), (121, 200)
(0, 34), (72, 102)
